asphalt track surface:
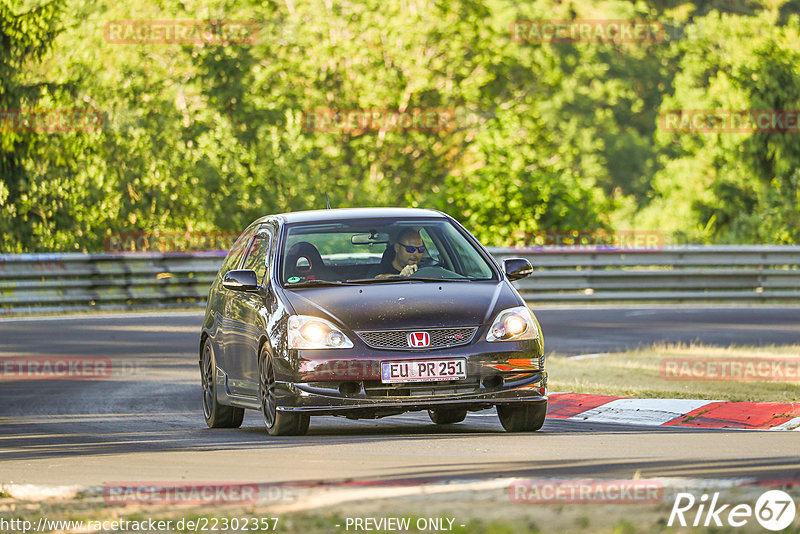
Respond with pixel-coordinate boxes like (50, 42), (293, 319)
(1, 307), (799, 488)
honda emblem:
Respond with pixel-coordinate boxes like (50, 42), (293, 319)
(407, 331), (430, 348)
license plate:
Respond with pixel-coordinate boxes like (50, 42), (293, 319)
(380, 359), (467, 384)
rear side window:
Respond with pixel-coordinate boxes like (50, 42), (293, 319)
(220, 226), (255, 275)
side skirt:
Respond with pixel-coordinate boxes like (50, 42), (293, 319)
(225, 394), (260, 410)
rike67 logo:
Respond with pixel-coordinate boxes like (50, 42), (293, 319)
(668, 490), (797, 530)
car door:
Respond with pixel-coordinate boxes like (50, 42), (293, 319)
(215, 225), (257, 390)
(225, 225), (274, 397)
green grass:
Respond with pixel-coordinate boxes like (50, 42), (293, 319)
(5, 484), (798, 534)
(2, 508), (787, 534)
(547, 343), (800, 402)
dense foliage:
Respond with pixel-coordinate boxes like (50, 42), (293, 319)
(1, 0), (798, 252)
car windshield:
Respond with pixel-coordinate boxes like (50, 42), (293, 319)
(280, 218), (496, 286)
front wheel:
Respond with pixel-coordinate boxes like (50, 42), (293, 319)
(259, 347), (309, 436)
(201, 339), (244, 428)
(497, 403), (546, 432)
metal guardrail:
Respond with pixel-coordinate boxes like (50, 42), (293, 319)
(490, 245), (800, 302)
(1, 246), (799, 313)
(0, 252), (225, 314)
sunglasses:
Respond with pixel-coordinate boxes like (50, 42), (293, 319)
(398, 242), (425, 253)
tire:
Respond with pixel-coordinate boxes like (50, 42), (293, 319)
(497, 402), (547, 432)
(201, 338), (244, 428)
(428, 407), (468, 425)
(259, 347), (310, 436)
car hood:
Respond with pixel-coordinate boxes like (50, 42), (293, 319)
(281, 281), (522, 331)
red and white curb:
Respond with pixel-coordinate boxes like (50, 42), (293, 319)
(547, 393), (800, 430)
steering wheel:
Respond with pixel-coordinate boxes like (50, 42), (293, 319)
(418, 257), (441, 268)
(413, 266), (465, 279)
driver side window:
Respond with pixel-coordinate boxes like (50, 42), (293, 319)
(241, 231), (272, 284)
(220, 227), (255, 276)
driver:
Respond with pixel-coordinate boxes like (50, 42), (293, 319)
(371, 228), (425, 278)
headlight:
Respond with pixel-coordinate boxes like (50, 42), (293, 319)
(288, 315), (354, 349)
(486, 306), (539, 342)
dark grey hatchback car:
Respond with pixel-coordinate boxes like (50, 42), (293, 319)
(199, 208), (547, 435)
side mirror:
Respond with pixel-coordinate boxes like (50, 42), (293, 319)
(223, 269), (261, 292)
(503, 258), (533, 281)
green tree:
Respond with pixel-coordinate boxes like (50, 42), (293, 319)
(0, 0), (68, 251)
(638, 11), (800, 243)
(3, 0), (797, 252)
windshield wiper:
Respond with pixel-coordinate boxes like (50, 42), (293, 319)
(345, 276), (469, 284)
(404, 276), (470, 282)
(285, 280), (352, 288)
(345, 277), (410, 284)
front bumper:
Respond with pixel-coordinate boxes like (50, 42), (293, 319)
(273, 337), (546, 417)
(276, 371), (547, 416)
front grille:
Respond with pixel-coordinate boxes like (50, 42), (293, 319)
(356, 327), (478, 351)
(363, 378), (481, 397)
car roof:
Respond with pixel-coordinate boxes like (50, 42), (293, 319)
(257, 207), (448, 225)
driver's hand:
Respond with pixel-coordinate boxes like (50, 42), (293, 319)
(399, 264), (418, 277)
